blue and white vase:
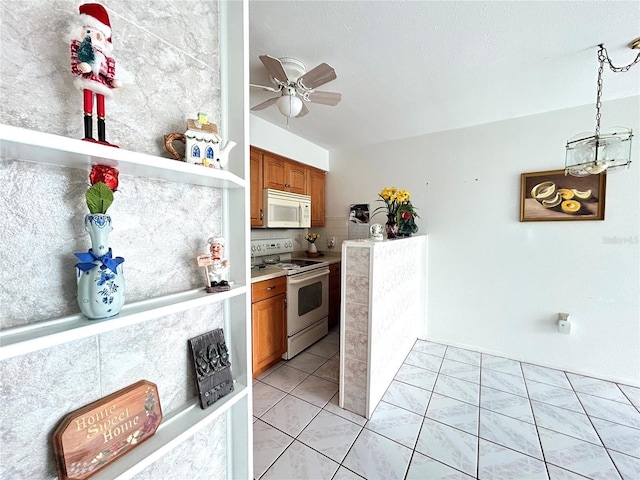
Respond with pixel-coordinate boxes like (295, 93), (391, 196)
(74, 214), (125, 319)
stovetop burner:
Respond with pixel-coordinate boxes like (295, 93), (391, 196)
(278, 258), (329, 275)
(288, 259), (324, 267)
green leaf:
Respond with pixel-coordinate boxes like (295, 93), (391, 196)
(86, 182), (114, 214)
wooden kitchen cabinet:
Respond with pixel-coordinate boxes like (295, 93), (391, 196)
(328, 262), (341, 329)
(251, 145), (327, 225)
(250, 147), (264, 227)
(251, 276), (287, 377)
(263, 152), (307, 194)
(308, 166), (326, 227)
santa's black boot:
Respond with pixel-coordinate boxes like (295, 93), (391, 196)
(83, 114), (97, 143)
(98, 118), (118, 148)
(98, 118), (105, 142)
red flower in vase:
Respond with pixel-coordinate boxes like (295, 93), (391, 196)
(86, 165), (119, 214)
(90, 165), (119, 191)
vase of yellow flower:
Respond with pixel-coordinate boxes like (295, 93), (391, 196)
(372, 187), (419, 239)
(305, 232), (320, 257)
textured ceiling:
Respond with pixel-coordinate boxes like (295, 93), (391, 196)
(249, 1), (640, 151)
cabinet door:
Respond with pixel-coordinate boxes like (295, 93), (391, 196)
(250, 148), (264, 227)
(329, 263), (341, 329)
(286, 162), (307, 195)
(263, 153), (287, 190)
(308, 167), (326, 226)
(252, 293), (287, 377)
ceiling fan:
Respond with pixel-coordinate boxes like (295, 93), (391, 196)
(250, 55), (342, 120)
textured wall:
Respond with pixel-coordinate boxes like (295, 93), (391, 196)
(0, 1), (228, 478)
(369, 236), (424, 414)
(328, 98), (640, 385)
(0, 0), (220, 155)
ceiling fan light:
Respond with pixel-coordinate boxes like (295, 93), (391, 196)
(276, 94), (303, 117)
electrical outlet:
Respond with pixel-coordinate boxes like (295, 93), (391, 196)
(558, 313), (571, 334)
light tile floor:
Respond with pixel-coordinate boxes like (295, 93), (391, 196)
(253, 331), (640, 480)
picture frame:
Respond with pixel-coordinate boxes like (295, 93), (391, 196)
(520, 169), (606, 222)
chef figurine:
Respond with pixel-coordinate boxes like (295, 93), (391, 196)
(207, 236), (230, 290)
(70, 3), (121, 146)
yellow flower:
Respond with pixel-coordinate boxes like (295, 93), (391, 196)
(373, 186), (418, 222)
(305, 232), (320, 243)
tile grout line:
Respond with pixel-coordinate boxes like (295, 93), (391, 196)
(570, 375), (626, 479)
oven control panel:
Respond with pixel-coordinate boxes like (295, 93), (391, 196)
(250, 238), (294, 255)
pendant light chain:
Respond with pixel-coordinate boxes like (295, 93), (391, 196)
(594, 46), (605, 137)
(594, 44), (640, 136)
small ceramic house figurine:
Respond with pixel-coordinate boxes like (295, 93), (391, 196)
(185, 114), (220, 166)
(165, 114), (236, 168)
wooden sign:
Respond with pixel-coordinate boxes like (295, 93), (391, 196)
(53, 380), (163, 480)
(188, 329), (234, 408)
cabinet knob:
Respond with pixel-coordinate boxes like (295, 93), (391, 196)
(260, 209), (263, 220)
(266, 286), (275, 291)
(285, 183), (291, 188)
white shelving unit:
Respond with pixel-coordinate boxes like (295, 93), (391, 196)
(0, 0), (251, 478)
(1, 123), (252, 479)
(0, 2), (251, 473)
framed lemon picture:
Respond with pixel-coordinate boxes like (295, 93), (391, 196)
(520, 169), (606, 222)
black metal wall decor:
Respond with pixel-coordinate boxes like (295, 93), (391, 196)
(188, 328), (234, 409)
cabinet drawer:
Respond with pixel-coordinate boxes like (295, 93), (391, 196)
(252, 276), (286, 303)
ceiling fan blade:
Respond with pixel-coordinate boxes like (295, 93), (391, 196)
(251, 97), (278, 111)
(298, 63), (337, 89)
(250, 83), (282, 93)
(259, 55), (289, 84)
(306, 91), (342, 106)
(295, 102), (310, 118)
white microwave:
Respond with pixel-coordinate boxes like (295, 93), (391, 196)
(263, 189), (311, 228)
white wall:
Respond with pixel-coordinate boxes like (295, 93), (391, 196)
(250, 114), (329, 170)
(328, 97), (639, 385)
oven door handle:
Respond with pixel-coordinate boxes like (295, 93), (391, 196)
(287, 267), (330, 284)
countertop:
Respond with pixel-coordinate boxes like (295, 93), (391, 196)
(250, 252), (341, 284)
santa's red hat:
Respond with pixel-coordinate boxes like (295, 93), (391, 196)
(78, 3), (112, 41)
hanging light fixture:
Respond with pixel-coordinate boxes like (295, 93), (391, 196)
(276, 87), (303, 118)
(565, 40), (640, 177)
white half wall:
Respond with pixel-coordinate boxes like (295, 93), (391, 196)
(327, 96), (640, 385)
(250, 114), (329, 170)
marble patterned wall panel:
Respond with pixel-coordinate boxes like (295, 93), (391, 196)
(344, 302), (369, 335)
(345, 245), (370, 277)
(342, 384), (366, 417)
(132, 415), (227, 480)
(98, 302), (224, 414)
(0, 0), (220, 157)
(344, 273), (370, 305)
(0, 161), (86, 327)
(341, 245), (371, 416)
(0, 338), (100, 480)
(344, 329), (368, 363)
(0, 161), (222, 328)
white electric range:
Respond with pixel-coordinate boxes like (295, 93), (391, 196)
(251, 238), (330, 359)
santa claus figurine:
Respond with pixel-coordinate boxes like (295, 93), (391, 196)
(70, 3), (121, 146)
